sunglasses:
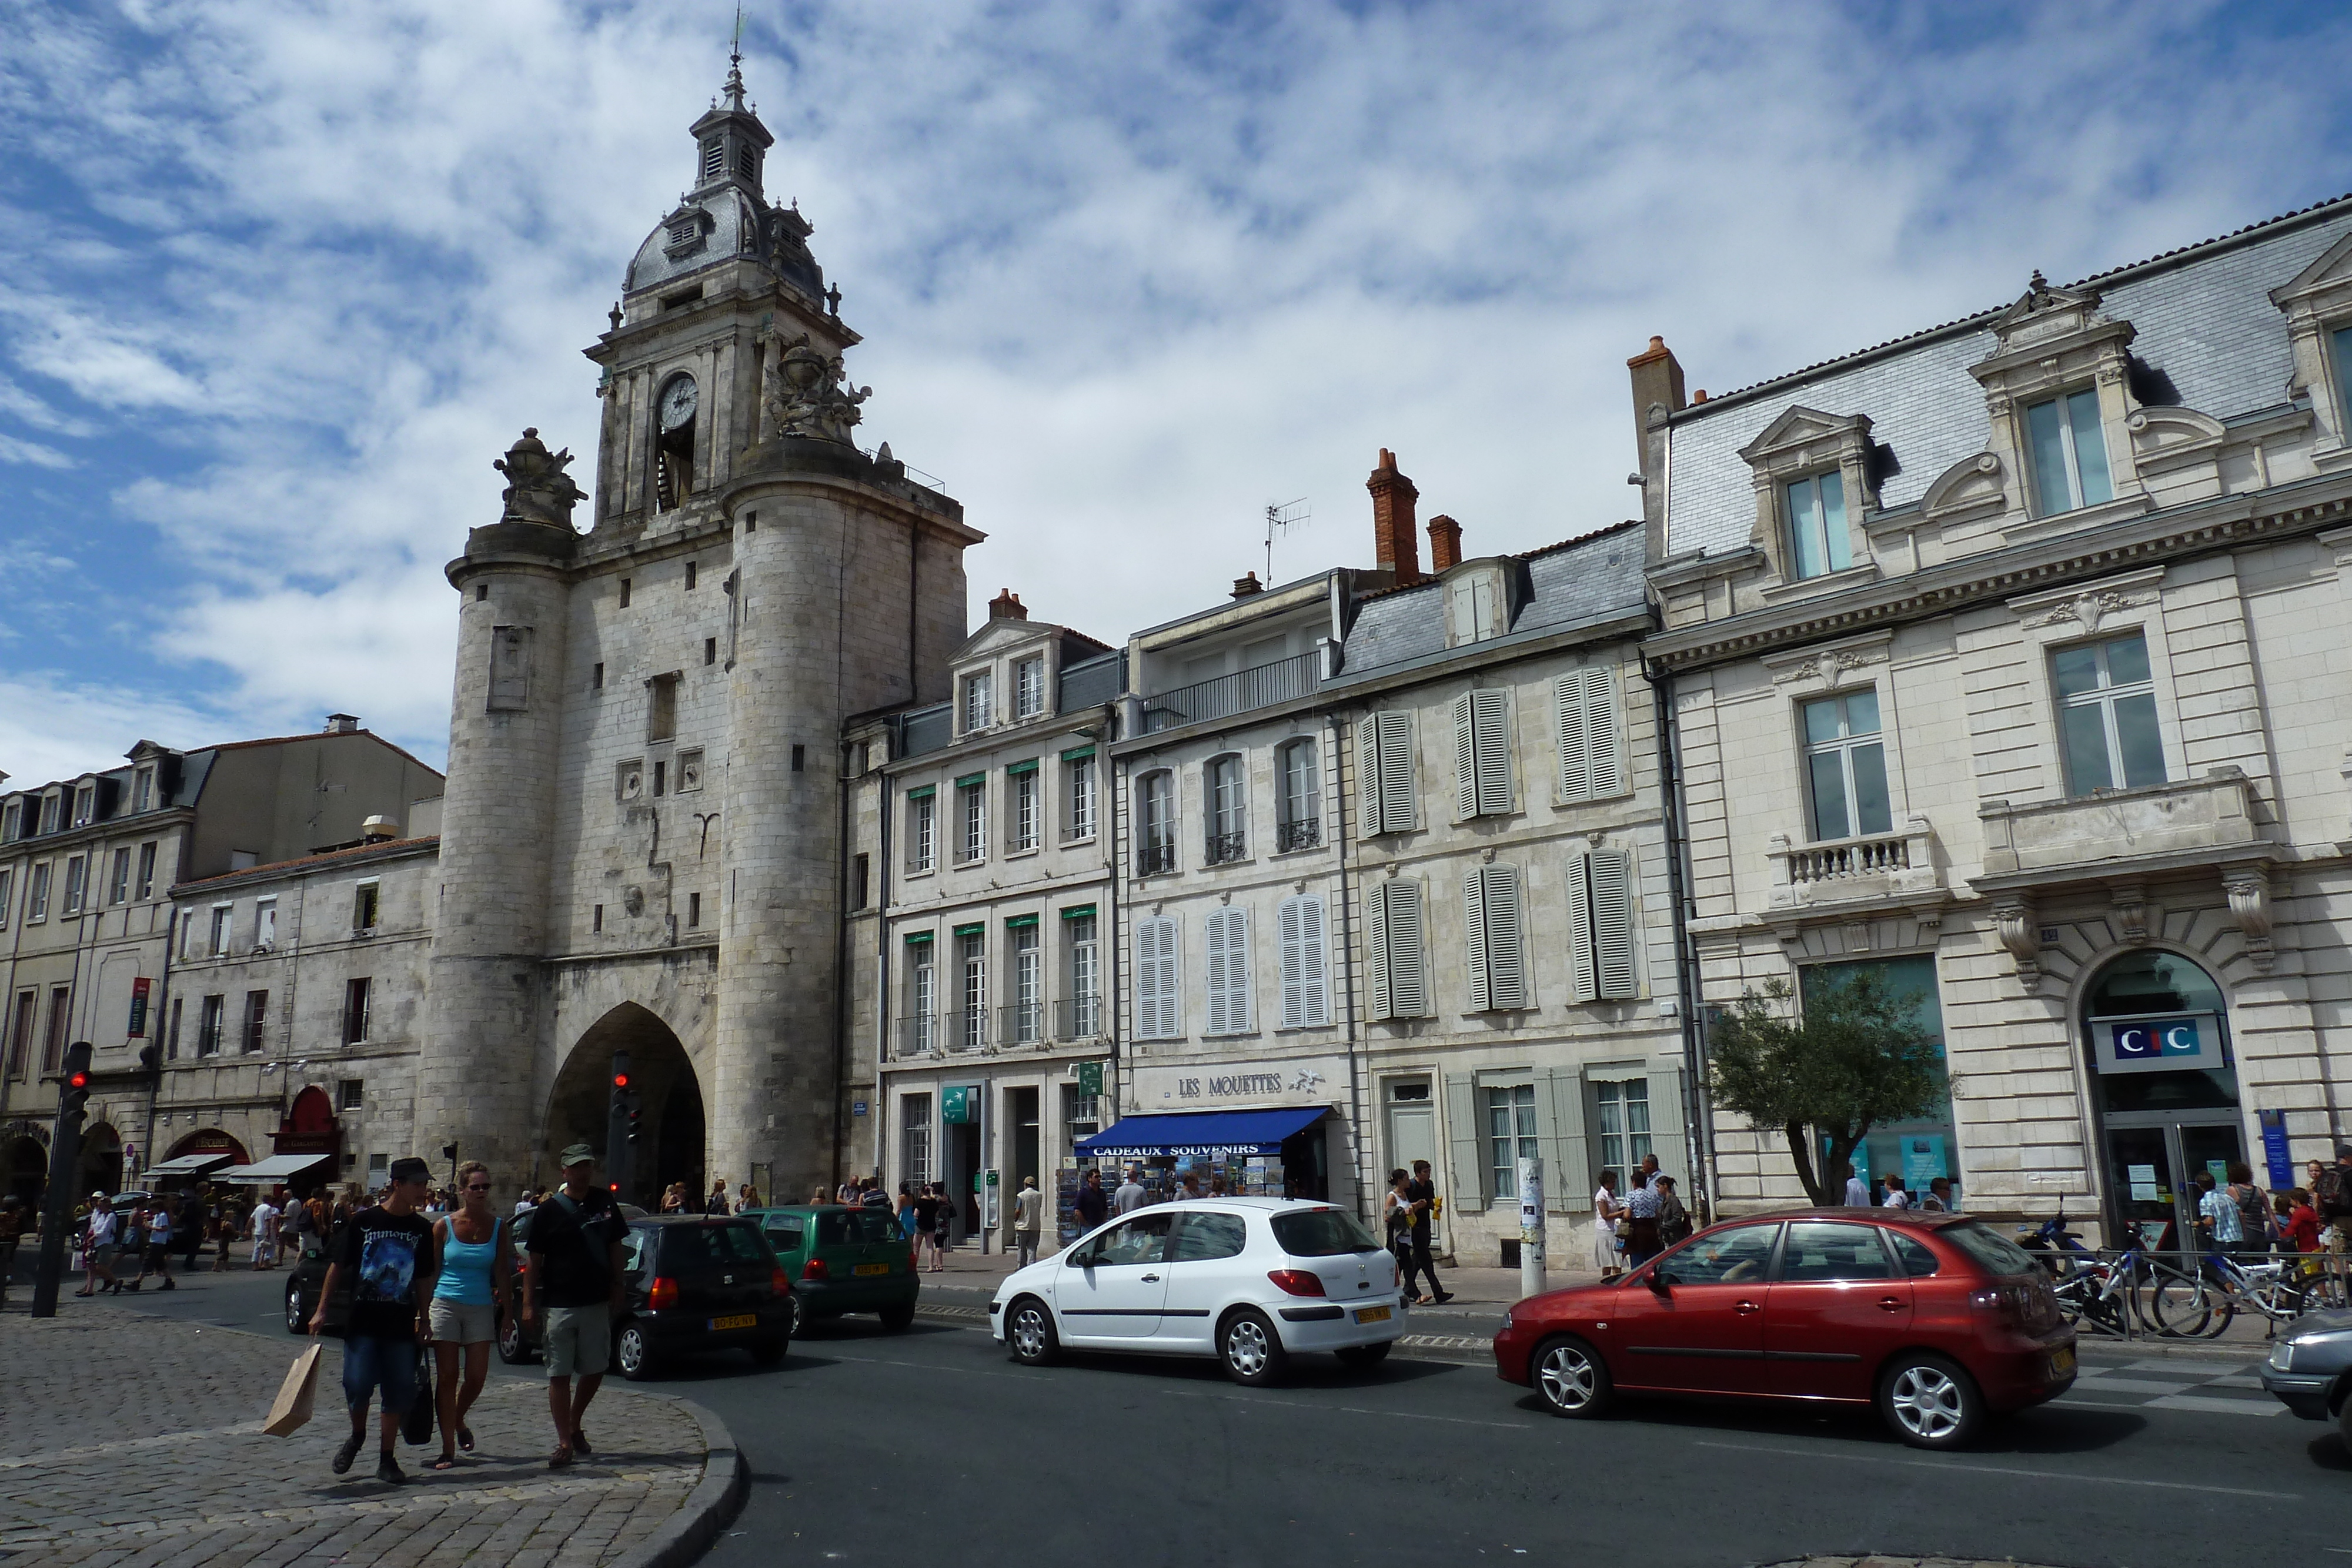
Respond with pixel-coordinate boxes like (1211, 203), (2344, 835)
(464, 1184), (491, 1192)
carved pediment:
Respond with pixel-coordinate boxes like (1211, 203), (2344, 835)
(1990, 270), (2113, 354)
(1921, 451), (2007, 523)
(952, 621), (1048, 662)
(2269, 230), (2352, 312)
(2124, 406), (2227, 474)
(1738, 404), (1872, 467)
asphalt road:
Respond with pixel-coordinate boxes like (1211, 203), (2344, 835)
(54, 1262), (2352, 1568)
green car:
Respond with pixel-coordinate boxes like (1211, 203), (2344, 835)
(746, 1205), (919, 1335)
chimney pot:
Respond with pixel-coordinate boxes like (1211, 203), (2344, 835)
(1367, 449), (1424, 585)
(1231, 572), (1264, 599)
(325, 713), (360, 734)
(1426, 514), (1463, 573)
(1692, 389), (1708, 403)
(987, 589), (1028, 621)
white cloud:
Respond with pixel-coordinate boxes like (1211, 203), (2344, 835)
(0, 0), (2347, 769)
(0, 432), (71, 469)
(0, 672), (223, 788)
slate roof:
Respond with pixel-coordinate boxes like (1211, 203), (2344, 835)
(1663, 198), (2352, 559)
(1341, 521), (1646, 680)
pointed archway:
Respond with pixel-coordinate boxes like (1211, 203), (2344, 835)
(547, 1003), (705, 1209)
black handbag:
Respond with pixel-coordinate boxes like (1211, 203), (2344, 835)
(402, 1344), (436, 1446)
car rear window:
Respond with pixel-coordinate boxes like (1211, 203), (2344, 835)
(1940, 1221), (2038, 1278)
(660, 1223), (774, 1268)
(817, 1209), (902, 1246)
(1269, 1208), (1382, 1257)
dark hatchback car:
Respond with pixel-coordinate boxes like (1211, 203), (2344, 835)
(1493, 1209), (2076, 1449)
(746, 1205), (919, 1335)
(495, 1212), (790, 1379)
(2260, 1306), (2352, 1442)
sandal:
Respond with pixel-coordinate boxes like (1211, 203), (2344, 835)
(457, 1425), (474, 1453)
(430, 1455), (459, 1472)
(547, 1444), (574, 1470)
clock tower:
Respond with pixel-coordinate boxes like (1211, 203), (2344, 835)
(419, 58), (980, 1202)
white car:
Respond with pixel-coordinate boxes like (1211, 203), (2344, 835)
(988, 1198), (1408, 1385)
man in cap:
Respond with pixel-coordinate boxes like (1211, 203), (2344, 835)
(524, 1144), (629, 1469)
(310, 1155), (437, 1485)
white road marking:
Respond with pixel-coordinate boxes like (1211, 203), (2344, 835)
(2144, 1393), (2286, 1417)
(1691, 1440), (2297, 1499)
(2067, 1375), (2204, 1393)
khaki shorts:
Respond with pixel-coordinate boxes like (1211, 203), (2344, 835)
(429, 1298), (497, 1345)
(543, 1302), (611, 1378)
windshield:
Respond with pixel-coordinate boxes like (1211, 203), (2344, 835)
(660, 1222), (775, 1268)
(817, 1209), (902, 1245)
(1940, 1221), (2039, 1278)
(1270, 1208), (1382, 1257)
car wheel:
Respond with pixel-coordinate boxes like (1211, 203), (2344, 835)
(1532, 1336), (1614, 1419)
(2337, 1386), (2352, 1453)
(1335, 1342), (1391, 1372)
(497, 1310), (535, 1365)
(615, 1321), (657, 1381)
(787, 1293), (806, 1338)
(878, 1302), (916, 1332)
(284, 1281), (308, 1335)
(1876, 1353), (1982, 1449)
(748, 1335), (789, 1368)
(1007, 1296), (1058, 1366)
(1219, 1309), (1288, 1388)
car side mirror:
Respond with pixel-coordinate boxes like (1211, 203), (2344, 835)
(1646, 1271), (1672, 1295)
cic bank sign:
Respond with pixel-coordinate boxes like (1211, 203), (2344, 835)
(2090, 1013), (2224, 1076)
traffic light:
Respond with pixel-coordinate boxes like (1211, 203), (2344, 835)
(58, 1041), (92, 1138)
(626, 1094), (644, 1146)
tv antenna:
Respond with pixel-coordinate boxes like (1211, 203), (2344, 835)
(1263, 497), (1310, 585)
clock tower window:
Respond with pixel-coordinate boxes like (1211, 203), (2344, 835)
(656, 373), (699, 510)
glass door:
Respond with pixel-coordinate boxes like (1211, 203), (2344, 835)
(2104, 1126), (2179, 1252)
(2178, 1120), (2248, 1251)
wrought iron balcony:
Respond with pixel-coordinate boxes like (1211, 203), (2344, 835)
(1055, 995), (1104, 1041)
(1137, 840), (1175, 875)
(1204, 830), (1248, 865)
(1277, 818), (1321, 853)
(947, 1008), (989, 1052)
(896, 1014), (937, 1057)
(998, 1002), (1045, 1047)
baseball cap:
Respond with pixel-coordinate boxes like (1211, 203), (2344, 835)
(560, 1142), (597, 1168)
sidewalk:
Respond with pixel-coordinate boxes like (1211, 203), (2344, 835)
(0, 1301), (743, 1568)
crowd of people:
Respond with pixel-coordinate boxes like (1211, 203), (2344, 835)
(2191, 1147), (2352, 1261)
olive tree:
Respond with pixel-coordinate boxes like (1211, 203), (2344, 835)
(1703, 969), (1944, 1205)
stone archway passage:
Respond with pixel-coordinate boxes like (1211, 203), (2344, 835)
(547, 1002), (706, 1210)
(78, 1124), (123, 1198)
(5, 1135), (45, 1205)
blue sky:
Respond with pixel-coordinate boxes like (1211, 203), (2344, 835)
(4, 0), (2351, 783)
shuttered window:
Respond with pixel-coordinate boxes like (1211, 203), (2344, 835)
(1277, 894), (1329, 1028)
(1567, 849), (1638, 1002)
(1355, 711), (1418, 836)
(1555, 667), (1622, 801)
(1453, 689), (1514, 818)
(1134, 915), (1181, 1040)
(1203, 907), (1254, 1036)
(1367, 880), (1429, 1021)
(1462, 864), (1528, 1012)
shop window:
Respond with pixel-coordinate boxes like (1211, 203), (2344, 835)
(1802, 690), (1891, 840)
(2053, 633), (2164, 795)
(1061, 1083), (1100, 1151)
(1800, 955), (1953, 1206)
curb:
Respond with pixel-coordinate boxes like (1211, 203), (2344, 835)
(610, 1396), (747, 1568)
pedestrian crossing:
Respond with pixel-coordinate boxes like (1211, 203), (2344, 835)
(2060, 1356), (2280, 1417)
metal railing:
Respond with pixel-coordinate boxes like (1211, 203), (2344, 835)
(1137, 840), (1175, 875)
(998, 1002), (1045, 1047)
(947, 1008), (988, 1052)
(1142, 650), (1319, 734)
(896, 1015), (936, 1056)
(1055, 995), (1104, 1041)
(1277, 818), (1320, 853)
(1204, 830), (1247, 865)
(2030, 1239), (2348, 1341)
(1061, 819), (1097, 844)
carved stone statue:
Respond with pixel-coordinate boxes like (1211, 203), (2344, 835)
(493, 428), (587, 527)
(761, 333), (870, 444)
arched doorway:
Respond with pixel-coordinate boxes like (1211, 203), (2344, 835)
(5, 1132), (46, 1205)
(2081, 950), (2242, 1251)
(78, 1122), (123, 1198)
(166, 1128), (252, 1166)
(547, 1004), (705, 1209)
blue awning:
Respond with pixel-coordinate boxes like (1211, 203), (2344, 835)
(1075, 1106), (1328, 1159)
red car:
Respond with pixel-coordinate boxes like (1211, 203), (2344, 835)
(1492, 1208), (2076, 1448)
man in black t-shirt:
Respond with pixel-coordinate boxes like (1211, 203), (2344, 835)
(311, 1156), (437, 1485)
(1406, 1161), (1455, 1305)
(524, 1144), (628, 1469)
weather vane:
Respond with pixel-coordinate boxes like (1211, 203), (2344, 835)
(731, 4), (744, 66)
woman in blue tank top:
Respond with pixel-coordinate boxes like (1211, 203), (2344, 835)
(428, 1161), (514, 1469)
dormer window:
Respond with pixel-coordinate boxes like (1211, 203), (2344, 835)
(2024, 390), (2113, 517)
(39, 794), (61, 834)
(699, 139), (724, 182)
(1014, 656), (1045, 719)
(960, 670), (993, 734)
(133, 767), (154, 813)
(1783, 472), (1850, 580)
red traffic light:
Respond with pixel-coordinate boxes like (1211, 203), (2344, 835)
(612, 1072), (630, 1088)
(66, 1071), (89, 1091)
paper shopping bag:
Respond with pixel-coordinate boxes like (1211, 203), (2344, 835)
(265, 1343), (323, 1437)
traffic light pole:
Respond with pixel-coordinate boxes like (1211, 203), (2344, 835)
(30, 1042), (94, 1319)
(607, 1051), (633, 1206)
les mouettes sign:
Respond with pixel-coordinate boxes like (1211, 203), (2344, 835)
(1128, 1057), (1343, 1111)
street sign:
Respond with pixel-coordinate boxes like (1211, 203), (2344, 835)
(852, 1100), (868, 1117)
(943, 1084), (975, 1124)
(1075, 1061), (1103, 1098)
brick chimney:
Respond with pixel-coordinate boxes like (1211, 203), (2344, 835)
(1231, 572), (1264, 599)
(1367, 448), (1422, 584)
(1426, 514), (1462, 573)
(988, 589), (1028, 621)
(1626, 335), (1686, 457)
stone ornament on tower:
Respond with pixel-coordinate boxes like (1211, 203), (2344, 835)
(760, 332), (870, 444)
(492, 428), (587, 529)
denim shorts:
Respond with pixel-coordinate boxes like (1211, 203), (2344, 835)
(342, 1332), (420, 1416)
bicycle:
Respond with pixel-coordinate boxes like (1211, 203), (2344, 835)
(2048, 1246), (2141, 1336)
(2145, 1247), (2339, 1338)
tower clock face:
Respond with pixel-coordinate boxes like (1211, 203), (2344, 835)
(659, 376), (699, 432)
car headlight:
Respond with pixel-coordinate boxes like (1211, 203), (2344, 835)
(1499, 1309), (1513, 1333)
(2278, 1328), (2352, 1373)
(2269, 1340), (2294, 1372)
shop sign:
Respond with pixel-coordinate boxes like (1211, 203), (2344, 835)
(2090, 1014), (2220, 1076)
(1129, 1057), (1342, 1110)
(1075, 1061), (1104, 1098)
(943, 1084), (976, 1124)
(2260, 1109), (2294, 1189)
(127, 978), (152, 1038)
(1900, 1135), (1946, 1187)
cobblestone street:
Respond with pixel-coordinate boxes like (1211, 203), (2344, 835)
(0, 1303), (731, 1567)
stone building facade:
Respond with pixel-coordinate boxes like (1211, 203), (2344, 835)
(1645, 196), (2352, 1243)
(416, 64), (977, 1203)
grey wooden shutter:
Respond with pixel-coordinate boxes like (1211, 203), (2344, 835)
(1278, 897), (1305, 1028)
(1453, 693), (1478, 820)
(1367, 882), (1392, 1020)
(1645, 1066), (1689, 1189)
(1292, 895), (1328, 1027)
(1557, 668), (1621, 801)
(1387, 881), (1428, 1018)
(1484, 864), (1528, 1010)
(1204, 908), (1234, 1036)
(1355, 716), (1383, 835)
(1226, 907), (1253, 1032)
(1444, 1071), (1487, 1211)
(1136, 916), (1180, 1039)
(1568, 854), (1599, 1002)
(1462, 868), (1491, 1012)
(1536, 1068), (1592, 1215)
(1377, 711), (1418, 833)
(1591, 850), (1637, 999)
(1473, 690), (1513, 816)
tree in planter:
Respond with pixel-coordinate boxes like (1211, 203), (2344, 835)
(1705, 969), (1944, 1206)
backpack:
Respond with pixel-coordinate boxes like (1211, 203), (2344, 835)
(2316, 1165), (2350, 1221)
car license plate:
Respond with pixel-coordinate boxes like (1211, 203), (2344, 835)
(854, 1262), (891, 1276)
(710, 1313), (758, 1331)
(2049, 1344), (2076, 1377)
(1352, 1305), (1392, 1325)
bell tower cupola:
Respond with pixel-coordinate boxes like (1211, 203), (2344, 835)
(689, 49), (772, 202)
